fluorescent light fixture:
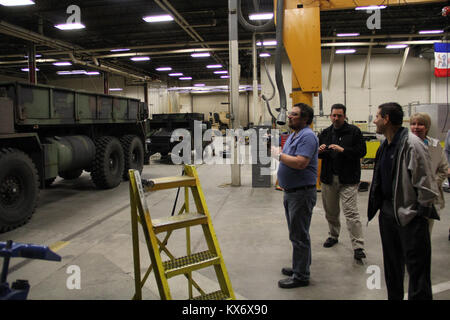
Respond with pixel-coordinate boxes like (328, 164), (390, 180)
(335, 49), (356, 54)
(249, 13), (273, 21)
(418, 30), (444, 34)
(191, 52), (210, 57)
(214, 70), (228, 74)
(86, 71), (100, 75)
(109, 88), (123, 91)
(143, 14), (174, 23)
(179, 77), (192, 80)
(0, 0), (34, 6)
(156, 67), (172, 71)
(21, 67), (39, 72)
(336, 33), (360, 37)
(169, 73), (183, 76)
(259, 52), (271, 58)
(57, 71), (73, 75)
(355, 5), (386, 10)
(53, 62), (72, 66)
(256, 40), (277, 46)
(220, 76), (230, 79)
(194, 84), (205, 87)
(110, 48), (130, 52)
(207, 64), (222, 69)
(24, 54), (42, 58)
(71, 70), (88, 74)
(130, 56), (150, 61)
(55, 23), (86, 30)
(386, 44), (408, 49)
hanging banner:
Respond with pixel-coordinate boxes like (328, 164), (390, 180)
(434, 43), (449, 77)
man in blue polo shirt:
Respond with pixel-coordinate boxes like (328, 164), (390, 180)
(272, 102), (318, 288)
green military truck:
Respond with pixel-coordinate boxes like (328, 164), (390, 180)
(0, 82), (149, 233)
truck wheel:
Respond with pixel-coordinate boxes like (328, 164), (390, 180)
(59, 169), (83, 180)
(120, 135), (144, 180)
(91, 136), (124, 189)
(0, 148), (39, 233)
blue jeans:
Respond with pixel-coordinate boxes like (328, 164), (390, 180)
(283, 188), (316, 281)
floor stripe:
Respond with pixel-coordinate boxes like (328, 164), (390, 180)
(49, 241), (70, 252)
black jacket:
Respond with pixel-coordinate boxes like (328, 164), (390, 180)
(318, 122), (367, 185)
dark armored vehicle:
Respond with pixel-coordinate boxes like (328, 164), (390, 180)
(0, 82), (149, 232)
(147, 113), (211, 160)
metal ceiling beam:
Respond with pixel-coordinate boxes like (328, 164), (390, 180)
(361, 37), (374, 88)
(0, 20), (150, 81)
(394, 37), (412, 89)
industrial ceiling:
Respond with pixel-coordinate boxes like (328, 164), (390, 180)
(0, 0), (448, 85)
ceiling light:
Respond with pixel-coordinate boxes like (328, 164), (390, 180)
(130, 56), (150, 61)
(214, 70), (228, 74)
(86, 71), (100, 75)
(179, 77), (192, 80)
(335, 49), (356, 54)
(418, 30), (444, 34)
(24, 54), (42, 58)
(191, 52), (210, 57)
(355, 5), (386, 10)
(53, 62), (72, 66)
(169, 73), (183, 76)
(110, 48), (130, 52)
(21, 67), (39, 72)
(336, 33), (360, 37)
(143, 14), (174, 23)
(156, 67), (172, 71)
(109, 88), (123, 91)
(249, 13), (273, 20)
(57, 71), (73, 75)
(0, 0), (34, 6)
(386, 44), (408, 49)
(207, 64), (222, 69)
(220, 76), (230, 79)
(256, 40), (277, 46)
(55, 23), (86, 30)
(70, 70), (88, 74)
(194, 84), (205, 87)
(259, 52), (271, 58)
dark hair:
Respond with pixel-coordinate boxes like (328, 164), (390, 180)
(293, 103), (314, 125)
(331, 103), (346, 115)
(378, 102), (404, 126)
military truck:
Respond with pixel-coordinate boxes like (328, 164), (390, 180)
(146, 113), (211, 160)
(0, 82), (149, 232)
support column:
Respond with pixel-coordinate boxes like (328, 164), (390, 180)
(103, 72), (109, 94)
(27, 43), (37, 84)
(252, 32), (258, 126)
(228, 0), (240, 186)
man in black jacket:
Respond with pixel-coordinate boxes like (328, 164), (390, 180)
(318, 104), (367, 260)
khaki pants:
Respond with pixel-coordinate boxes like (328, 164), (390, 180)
(321, 175), (364, 250)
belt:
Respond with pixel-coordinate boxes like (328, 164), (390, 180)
(284, 185), (316, 193)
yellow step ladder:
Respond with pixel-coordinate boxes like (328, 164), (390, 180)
(128, 165), (235, 300)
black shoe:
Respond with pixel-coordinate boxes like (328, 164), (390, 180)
(281, 267), (293, 277)
(278, 277), (309, 289)
(354, 248), (366, 260)
(323, 237), (338, 248)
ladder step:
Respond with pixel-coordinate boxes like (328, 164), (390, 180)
(152, 213), (208, 234)
(192, 290), (231, 300)
(163, 250), (220, 278)
(143, 176), (197, 191)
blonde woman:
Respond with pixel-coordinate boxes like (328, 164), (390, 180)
(410, 112), (448, 233)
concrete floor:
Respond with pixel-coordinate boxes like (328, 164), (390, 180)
(1, 158), (449, 300)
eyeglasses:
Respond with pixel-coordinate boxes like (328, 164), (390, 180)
(288, 112), (299, 117)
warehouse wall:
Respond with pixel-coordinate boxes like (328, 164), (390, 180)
(1, 50), (447, 133)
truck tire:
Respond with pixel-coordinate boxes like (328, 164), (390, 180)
(120, 135), (144, 180)
(91, 136), (124, 189)
(0, 148), (39, 233)
(59, 169), (83, 180)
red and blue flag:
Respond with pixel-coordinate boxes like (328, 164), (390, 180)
(434, 43), (449, 77)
